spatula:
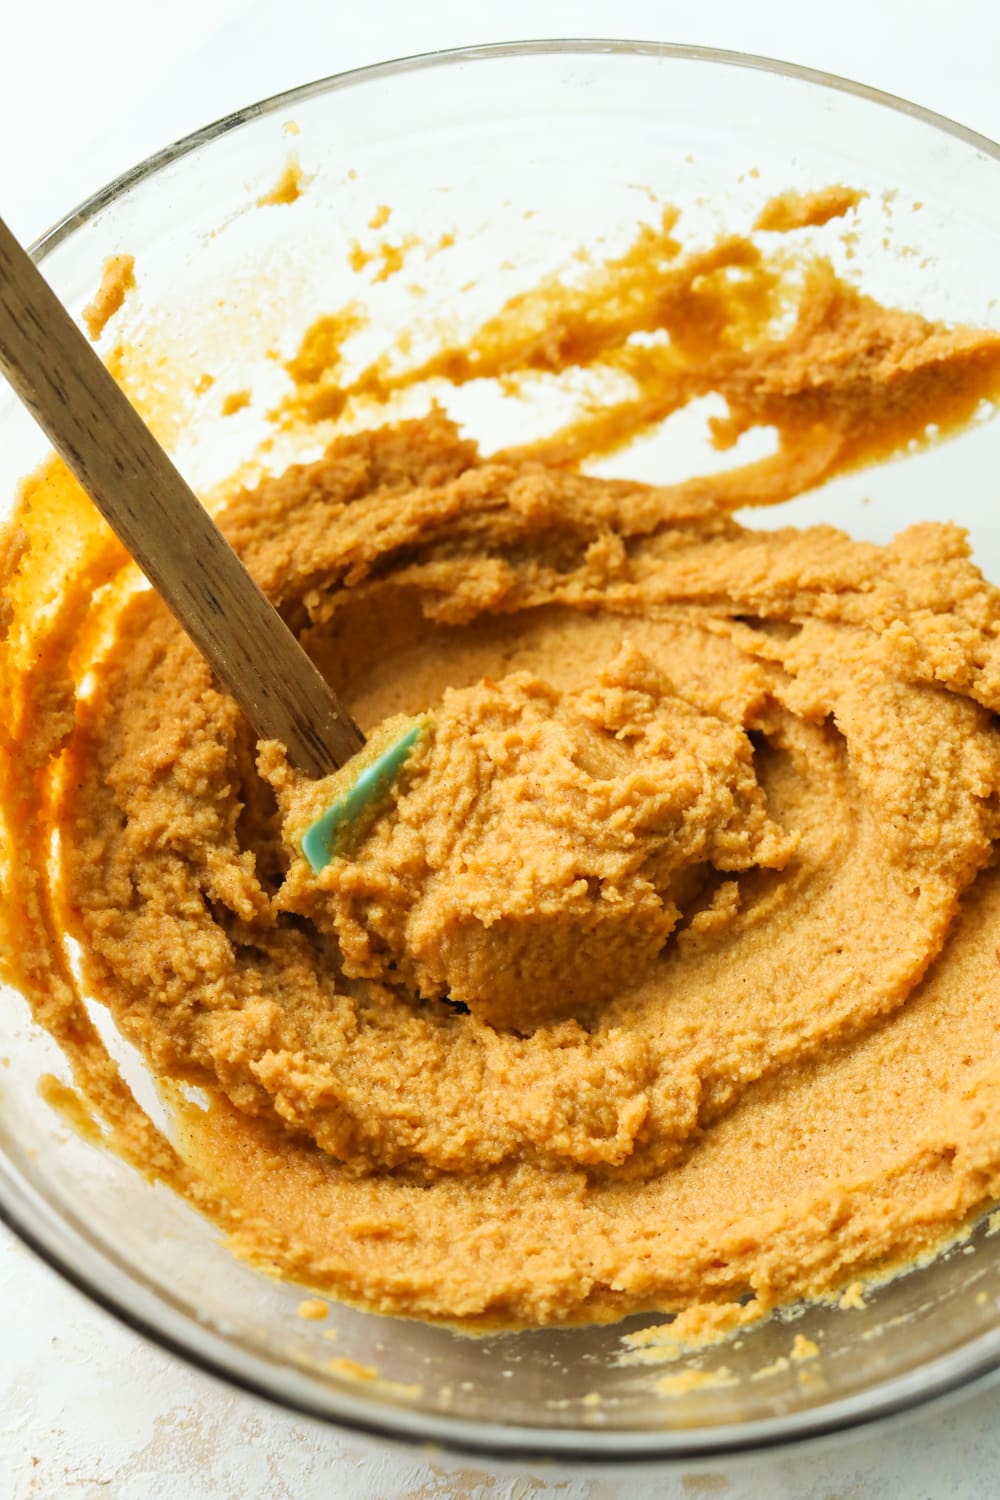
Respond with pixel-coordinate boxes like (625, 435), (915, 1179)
(0, 214), (422, 866)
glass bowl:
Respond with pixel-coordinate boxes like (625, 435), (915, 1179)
(3, 40), (1000, 1469)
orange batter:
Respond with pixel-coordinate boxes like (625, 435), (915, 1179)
(4, 193), (1000, 1331)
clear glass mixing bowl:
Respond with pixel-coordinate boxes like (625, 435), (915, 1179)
(3, 40), (1000, 1468)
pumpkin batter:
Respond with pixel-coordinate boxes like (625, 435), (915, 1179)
(6, 196), (1000, 1331)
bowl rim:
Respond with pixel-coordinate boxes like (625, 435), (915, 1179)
(7, 34), (1000, 1468)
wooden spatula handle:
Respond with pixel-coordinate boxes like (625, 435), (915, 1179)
(0, 214), (364, 777)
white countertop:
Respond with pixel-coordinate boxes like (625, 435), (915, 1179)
(3, 2), (1000, 1494)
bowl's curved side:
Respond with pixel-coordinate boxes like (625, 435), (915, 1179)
(27, 38), (1000, 264)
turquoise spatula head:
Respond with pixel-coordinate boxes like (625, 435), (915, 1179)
(301, 717), (429, 872)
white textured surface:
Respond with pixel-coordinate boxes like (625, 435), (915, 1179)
(3, 1), (1000, 1494)
(5, 1218), (1000, 1498)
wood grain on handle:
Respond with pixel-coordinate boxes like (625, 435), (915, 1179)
(0, 215), (364, 778)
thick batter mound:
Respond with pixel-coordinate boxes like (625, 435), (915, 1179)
(6, 198), (1000, 1330)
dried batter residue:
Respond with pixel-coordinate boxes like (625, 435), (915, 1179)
(656, 1367), (737, 1396)
(327, 1356), (377, 1382)
(754, 185), (865, 232)
(257, 155), (311, 207)
(296, 1298), (329, 1320)
(82, 254), (136, 340)
(220, 389), (251, 416)
(348, 234), (420, 283)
